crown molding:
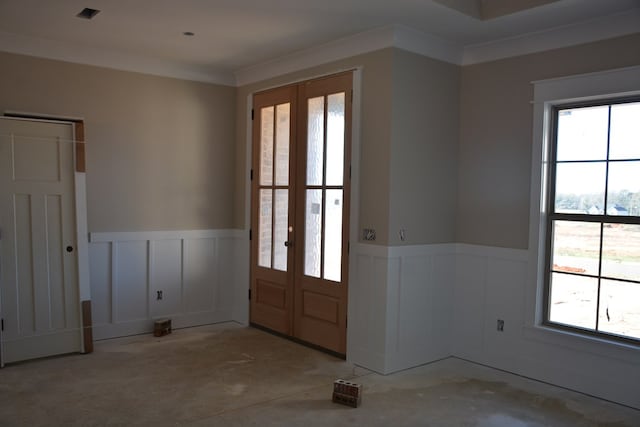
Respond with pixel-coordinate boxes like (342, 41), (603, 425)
(235, 26), (394, 87)
(1, 9), (638, 88)
(235, 25), (464, 86)
(0, 31), (236, 86)
(462, 8), (640, 65)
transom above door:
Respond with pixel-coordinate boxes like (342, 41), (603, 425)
(250, 71), (353, 355)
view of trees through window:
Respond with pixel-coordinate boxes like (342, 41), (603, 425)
(546, 99), (640, 342)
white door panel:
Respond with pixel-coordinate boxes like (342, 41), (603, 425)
(0, 118), (80, 365)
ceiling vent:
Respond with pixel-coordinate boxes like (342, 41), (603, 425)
(76, 8), (100, 20)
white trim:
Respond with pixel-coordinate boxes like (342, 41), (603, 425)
(0, 30), (235, 86)
(346, 68), (363, 365)
(528, 65), (640, 333)
(4, 110), (85, 122)
(532, 65), (640, 104)
(236, 27), (394, 86)
(456, 243), (528, 262)
(522, 325), (640, 365)
(235, 26), (463, 86)
(462, 9), (640, 66)
(89, 229), (244, 243)
(389, 243), (458, 258)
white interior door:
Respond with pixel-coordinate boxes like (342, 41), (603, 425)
(0, 117), (81, 365)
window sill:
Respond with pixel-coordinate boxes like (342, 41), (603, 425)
(523, 324), (639, 364)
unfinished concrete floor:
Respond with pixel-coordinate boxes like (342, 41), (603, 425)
(0, 322), (638, 426)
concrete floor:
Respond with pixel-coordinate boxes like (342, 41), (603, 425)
(0, 323), (638, 426)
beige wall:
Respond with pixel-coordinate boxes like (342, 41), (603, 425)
(389, 49), (460, 245)
(235, 49), (394, 245)
(457, 33), (640, 249)
(0, 51), (236, 232)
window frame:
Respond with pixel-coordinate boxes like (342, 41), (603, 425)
(543, 96), (640, 345)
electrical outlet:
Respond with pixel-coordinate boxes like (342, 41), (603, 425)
(497, 319), (504, 332)
(157, 290), (163, 300)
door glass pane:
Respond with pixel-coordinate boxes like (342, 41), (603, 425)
(556, 106), (608, 161)
(273, 189), (288, 272)
(304, 189), (322, 278)
(598, 279), (640, 340)
(307, 97), (325, 186)
(324, 189), (343, 282)
(602, 224), (640, 281)
(609, 102), (640, 160)
(551, 220), (601, 276)
(606, 161), (640, 216)
(260, 107), (274, 186)
(554, 162), (605, 213)
(275, 103), (290, 186)
(259, 189), (272, 268)
(549, 272), (597, 330)
(326, 93), (345, 186)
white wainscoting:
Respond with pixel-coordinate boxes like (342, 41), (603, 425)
(348, 243), (456, 374)
(89, 230), (245, 340)
(453, 243), (640, 410)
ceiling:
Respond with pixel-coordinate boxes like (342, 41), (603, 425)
(0, 0), (639, 85)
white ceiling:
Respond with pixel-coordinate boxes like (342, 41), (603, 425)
(0, 0), (639, 85)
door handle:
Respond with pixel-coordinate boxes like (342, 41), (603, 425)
(284, 240), (293, 248)
(66, 246), (74, 253)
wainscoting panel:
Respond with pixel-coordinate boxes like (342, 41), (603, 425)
(348, 243), (456, 374)
(452, 244), (640, 410)
(89, 230), (243, 340)
(149, 239), (182, 318)
(115, 240), (149, 323)
(385, 245), (456, 373)
(183, 238), (217, 314)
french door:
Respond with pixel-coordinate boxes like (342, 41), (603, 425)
(250, 72), (352, 355)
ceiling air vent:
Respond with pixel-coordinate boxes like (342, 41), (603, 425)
(76, 8), (100, 20)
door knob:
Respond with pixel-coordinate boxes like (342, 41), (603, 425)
(284, 240), (293, 247)
(66, 246), (74, 252)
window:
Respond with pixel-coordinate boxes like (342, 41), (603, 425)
(545, 98), (640, 343)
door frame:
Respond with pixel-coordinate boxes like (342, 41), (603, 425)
(0, 114), (92, 367)
(242, 68), (363, 358)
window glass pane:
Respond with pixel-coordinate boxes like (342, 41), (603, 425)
(307, 97), (325, 186)
(598, 279), (640, 340)
(602, 224), (640, 281)
(324, 190), (343, 282)
(275, 103), (290, 186)
(606, 161), (640, 216)
(304, 189), (322, 278)
(609, 102), (640, 160)
(556, 106), (608, 161)
(260, 106), (274, 186)
(554, 162), (605, 213)
(326, 93), (345, 186)
(258, 189), (272, 268)
(551, 220), (601, 276)
(273, 189), (288, 272)
(549, 273), (597, 330)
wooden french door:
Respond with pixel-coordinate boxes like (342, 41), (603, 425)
(250, 72), (352, 355)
